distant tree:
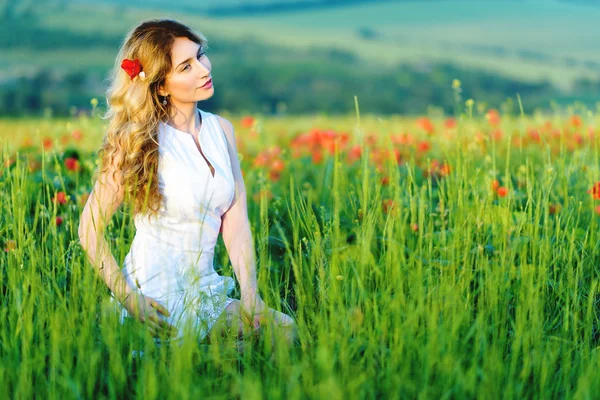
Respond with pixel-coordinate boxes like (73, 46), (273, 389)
(54, 0), (68, 12)
(356, 27), (379, 41)
(0, 0), (17, 20)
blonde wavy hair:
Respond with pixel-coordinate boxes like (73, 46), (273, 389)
(98, 19), (207, 216)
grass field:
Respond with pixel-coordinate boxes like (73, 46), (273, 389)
(2, 92), (600, 397)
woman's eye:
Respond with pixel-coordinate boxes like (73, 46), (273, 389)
(183, 52), (206, 71)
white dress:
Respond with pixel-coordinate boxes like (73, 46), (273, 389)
(116, 108), (237, 343)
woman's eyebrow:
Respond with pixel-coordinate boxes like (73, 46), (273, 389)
(175, 47), (202, 69)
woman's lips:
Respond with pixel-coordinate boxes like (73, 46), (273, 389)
(200, 79), (212, 89)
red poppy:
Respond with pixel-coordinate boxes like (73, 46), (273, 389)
(491, 129), (503, 141)
(253, 152), (269, 168)
(71, 130), (82, 141)
(417, 140), (431, 153)
(416, 117), (435, 134)
(270, 159), (285, 172)
(595, 205), (600, 216)
(569, 115), (582, 128)
(410, 223), (419, 232)
(425, 159), (450, 179)
(42, 137), (53, 150)
(323, 138), (338, 155)
(347, 145), (362, 163)
(121, 58), (142, 80)
(496, 186), (509, 198)
(382, 199), (395, 214)
(269, 170), (281, 182)
(311, 150), (323, 164)
(365, 133), (378, 146)
(439, 162), (451, 177)
(588, 182), (600, 200)
(241, 116), (256, 129)
(527, 129), (541, 143)
(53, 192), (68, 205)
(485, 109), (501, 127)
(393, 149), (402, 165)
(338, 132), (350, 147)
(55, 216), (64, 227)
(65, 157), (80, 171)
(268, 146), (282, 158)
(444, 118), (457, 129)
(391, 133), (414, 146)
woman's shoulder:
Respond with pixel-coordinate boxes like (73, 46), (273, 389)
(201, 109), (234, 140)
(200, 109), (231, 127)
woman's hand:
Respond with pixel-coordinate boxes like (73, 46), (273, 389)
(123, 292), (178, 338)
(240, 295), (295, 330)
(240, 295), (268, 329)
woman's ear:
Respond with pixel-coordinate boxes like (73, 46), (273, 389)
(157, 83), (169, 97)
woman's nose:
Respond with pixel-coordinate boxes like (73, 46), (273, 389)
(195, 58), (210, 75)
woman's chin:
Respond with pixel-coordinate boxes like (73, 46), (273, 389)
(197, 89), (214, 101)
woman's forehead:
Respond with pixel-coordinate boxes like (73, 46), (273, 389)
(171, 37), (201, 67)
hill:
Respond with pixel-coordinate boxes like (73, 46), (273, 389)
(0, 0), (599, 115)
(27, 0), (600, 90)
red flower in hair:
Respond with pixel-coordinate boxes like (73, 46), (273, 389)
(121, 58), (144, 80)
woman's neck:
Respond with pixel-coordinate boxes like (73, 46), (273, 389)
(166, 102), (200, 135)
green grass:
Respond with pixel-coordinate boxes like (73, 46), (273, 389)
(2, 99), (600, 397)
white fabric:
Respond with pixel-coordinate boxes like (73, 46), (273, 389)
(116, 108), (237, 342)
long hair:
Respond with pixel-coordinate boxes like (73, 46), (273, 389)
(98, 19), (207, 216)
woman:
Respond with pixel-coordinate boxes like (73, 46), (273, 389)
(78, 19), (297, 348)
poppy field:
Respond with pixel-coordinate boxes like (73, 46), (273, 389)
(2, 93), (600, 398)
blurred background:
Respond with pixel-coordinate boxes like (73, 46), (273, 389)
(1, 0), (600, 117)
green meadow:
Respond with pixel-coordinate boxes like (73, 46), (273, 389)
(2, 94), (600, 397)
(3, 0), (600, 397)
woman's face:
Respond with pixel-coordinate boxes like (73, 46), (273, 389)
(160, 36), (213, 105)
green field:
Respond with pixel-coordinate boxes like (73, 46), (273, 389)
(2, 97), (600, 397)
(3, 2), (600, 397)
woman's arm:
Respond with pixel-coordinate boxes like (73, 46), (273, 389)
(78, 158), (176, 336)
(217, 116), (259, 302)
(218, 116), (297, 334)
(78, 160), (135, 304)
